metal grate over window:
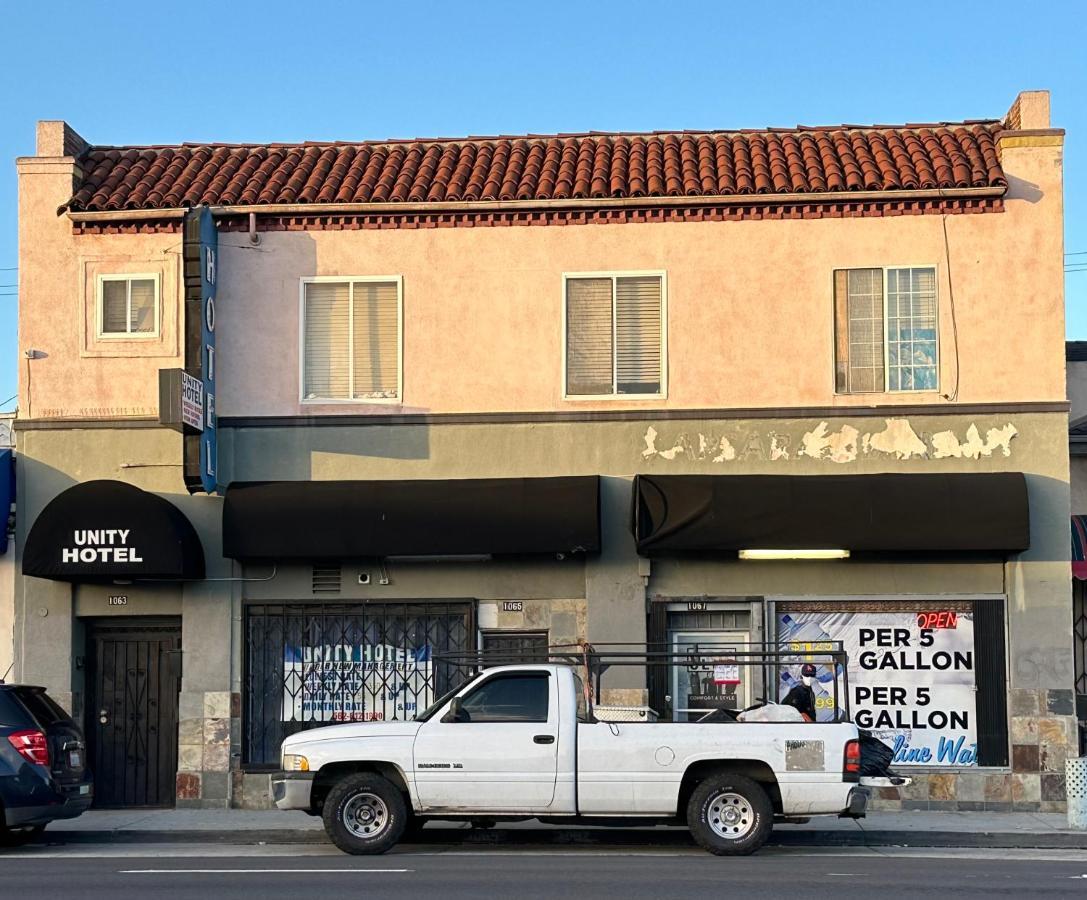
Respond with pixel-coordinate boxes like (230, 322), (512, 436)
(480, 631), (550, 665)
(244, 602), (473, 766)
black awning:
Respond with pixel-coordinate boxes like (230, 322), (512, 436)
(222, 476), (600, 561)
(23, 480), (206, 581)
(631, 473), (1030, 556)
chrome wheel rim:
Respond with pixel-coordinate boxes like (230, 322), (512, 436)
(707, 791), (754, 840)
(342, 792), (390, 839)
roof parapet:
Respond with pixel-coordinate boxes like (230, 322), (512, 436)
(1005, 91), (1051, 130)
(36, 121), (88, 158)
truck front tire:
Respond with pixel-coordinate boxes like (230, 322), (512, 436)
(687, 773), (773, 856)
(322, 772), (407, 855)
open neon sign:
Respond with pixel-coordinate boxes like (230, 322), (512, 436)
(916, 611), (959, 630)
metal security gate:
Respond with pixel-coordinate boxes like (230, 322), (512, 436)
(480, 631), (549, 664)
(244, 602), (473, 766)
(85, 619), (182, 807)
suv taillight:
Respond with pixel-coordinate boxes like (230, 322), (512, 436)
(8, 729), (49, 766)
(843, 738), (861, 780)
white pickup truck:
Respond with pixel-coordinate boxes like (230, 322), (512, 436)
(273, 663), (869, 856)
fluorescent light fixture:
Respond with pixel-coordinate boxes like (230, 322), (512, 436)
(383, 554), (492, 564)
(738, 549), (850, 560)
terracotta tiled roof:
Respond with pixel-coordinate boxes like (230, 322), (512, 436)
(65, 122), (1007, 213)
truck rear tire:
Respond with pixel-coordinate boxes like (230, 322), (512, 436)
(322, 773), (407, 855)
(687, 773), (773, 856)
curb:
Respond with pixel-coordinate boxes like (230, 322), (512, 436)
(36, 827), (1087, 850)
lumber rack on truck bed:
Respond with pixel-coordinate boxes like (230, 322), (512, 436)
(438, 641), (851, 724)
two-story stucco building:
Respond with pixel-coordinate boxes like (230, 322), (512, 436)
(12, 90), (1073, 812)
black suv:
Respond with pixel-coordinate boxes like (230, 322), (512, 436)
(0, 683), (93, 844)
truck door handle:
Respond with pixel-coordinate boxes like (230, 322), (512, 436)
(534, 735), (555, 744)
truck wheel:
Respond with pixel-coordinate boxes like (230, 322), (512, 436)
(687, 773), (773, 856)
(322, 773), (407, 855)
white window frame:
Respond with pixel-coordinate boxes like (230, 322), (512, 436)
(298, 275), (404, 405)
(561, 270), (668, 401)
(834, 264), (940, 395)
(95, 273), (161, 340)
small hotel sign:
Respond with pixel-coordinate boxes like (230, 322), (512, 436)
(180, 372), (204, 432)
(62, 529), (143, 565)
(158, 369), (204, 435)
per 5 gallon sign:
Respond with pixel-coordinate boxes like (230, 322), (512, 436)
(777, 608), (977, 766)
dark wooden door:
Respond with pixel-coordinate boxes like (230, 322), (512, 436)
(85, 619), (182, 807)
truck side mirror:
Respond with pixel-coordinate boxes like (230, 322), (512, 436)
(442, 697), (465, 723)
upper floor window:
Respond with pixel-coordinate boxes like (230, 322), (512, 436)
(302, 277), (402, 402)
(97, 274), (159, 339)
(564, 272), (665, 399)
(834, 266), (938, 393)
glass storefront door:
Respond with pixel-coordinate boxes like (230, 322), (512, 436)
(669, 630), (751, 722)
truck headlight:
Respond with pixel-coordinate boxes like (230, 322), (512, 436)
(282, 753), (310, 772)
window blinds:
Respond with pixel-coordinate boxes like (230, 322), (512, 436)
(566, 275), (662, 396)
(304, 280), (399, 400)
(565, 278), (614, 396)
(304, 281), (351, 399)
(615, 276), (662, 394)
(351, 281), (399, 398)
(101, 280), (129, 334)
(834, 268), (885, 393)
(101, 277), (156, 335)
(128, 279), (156, 333)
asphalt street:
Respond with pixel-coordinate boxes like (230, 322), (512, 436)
(2, 844), (1087, 899)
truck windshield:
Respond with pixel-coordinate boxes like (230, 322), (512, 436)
(414, 673), (481, 722)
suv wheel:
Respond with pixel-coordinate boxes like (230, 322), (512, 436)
(322, 773), (406, 855)
(687, 773), (772, 856)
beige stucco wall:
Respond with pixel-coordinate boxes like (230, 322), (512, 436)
(213, 148), (1064, 415)
(16, 134), (1065, 421)
(16, 159), (183, 420)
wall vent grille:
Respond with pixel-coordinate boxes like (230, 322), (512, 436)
(311, 564), (342, 595)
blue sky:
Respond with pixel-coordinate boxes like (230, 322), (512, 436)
(2, 0), (1085, 412)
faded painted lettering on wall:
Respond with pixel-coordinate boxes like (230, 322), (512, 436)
(641, 418), (1018, 464)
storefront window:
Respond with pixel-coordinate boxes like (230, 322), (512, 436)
(776, 600), (1007, 767)
(244, 602), (473, 766)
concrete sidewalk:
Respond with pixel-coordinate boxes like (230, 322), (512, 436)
(36, 808), (1087, 850)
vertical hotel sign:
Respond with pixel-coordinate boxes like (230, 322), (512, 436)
(183, 206), (218, 494)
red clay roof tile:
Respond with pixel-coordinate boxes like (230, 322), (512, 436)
(64, 122), (1007, 213)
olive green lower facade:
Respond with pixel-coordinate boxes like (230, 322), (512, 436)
(12, 406), (1076, 811)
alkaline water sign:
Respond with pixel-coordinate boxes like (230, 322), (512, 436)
(778, 608), (977, 766)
